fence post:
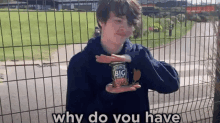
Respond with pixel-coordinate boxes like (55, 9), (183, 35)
(169, 25), (172, 36)
(213, 8), (220, 123)
(185, 5), (187, 27)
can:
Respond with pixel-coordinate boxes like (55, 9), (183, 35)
(110, 62), (129, 88)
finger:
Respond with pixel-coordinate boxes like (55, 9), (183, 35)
(111, 54), (118, 58)
(106, 83), (113, 92)
(111, 54), (117, 56)
(111, 56), (116, 59)
(111, 55), (125, 62)
(97, 58), (110, 63)
(96, 59), (102, 63)
(96, 59), (101, 63)
(111, 54), (119, 58)
(100, 55), (108, 60)
(106, 56), (112, 59)
(96, 56), (101, 61)
(118, 86), (137, 92)
(96, 57), (106, 63)
(133, 84), (141, 88)
(111, 88), (136, 93)
(106, 83), (138, 92)
(107, 83), (113, 86)
(108, 86), (137, 93)
(98, 56), (105, 61)
(111, 54), (120, 58)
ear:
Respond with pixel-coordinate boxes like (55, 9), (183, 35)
(98, 20), (104, 27)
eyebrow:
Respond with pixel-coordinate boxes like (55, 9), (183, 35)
(114, 17), (126, 19)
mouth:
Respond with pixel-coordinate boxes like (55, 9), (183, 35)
(116, 33), (126, 37)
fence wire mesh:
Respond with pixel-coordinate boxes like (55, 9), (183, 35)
(0, 0), (219, 123)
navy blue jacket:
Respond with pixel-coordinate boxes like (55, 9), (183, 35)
(66, 36), (180, 123)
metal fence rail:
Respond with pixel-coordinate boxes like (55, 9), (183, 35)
(0, 0), (218, 123)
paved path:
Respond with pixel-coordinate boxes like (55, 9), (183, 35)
(148, 22), (216, 123)
(151, 22), (216, 87)
(0, 22), (217, 123)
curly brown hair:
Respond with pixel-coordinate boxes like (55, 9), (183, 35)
(96, 0), (142, 39)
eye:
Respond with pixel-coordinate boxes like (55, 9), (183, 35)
(115, 20), (122, 23)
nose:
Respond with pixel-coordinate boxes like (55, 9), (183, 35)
(118, 23), (128, 32)
(119, 27), (126, 33)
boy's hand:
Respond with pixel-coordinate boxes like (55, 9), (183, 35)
(95, 54), (131, 63)
(105, 83), (141, 93)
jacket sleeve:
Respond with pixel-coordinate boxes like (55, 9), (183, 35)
(66, 51), (118, 122)
(128, 44), (180, 94)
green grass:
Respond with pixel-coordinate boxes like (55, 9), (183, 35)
(130, 16), (195, 48)
(0, 10), (194, 61)
(0, 11), (97, 61)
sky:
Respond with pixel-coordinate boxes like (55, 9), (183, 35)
(186, 0), (220, 4)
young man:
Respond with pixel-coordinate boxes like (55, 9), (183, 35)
(66, 0), (180, 123)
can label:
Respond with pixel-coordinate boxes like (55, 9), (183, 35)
(110, 62), (129, 87)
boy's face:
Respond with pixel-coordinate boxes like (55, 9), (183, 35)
(99, 12), (134, 45)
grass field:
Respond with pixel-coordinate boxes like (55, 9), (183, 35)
(130, 15), (194, 48)
(0, 10), (194, 61)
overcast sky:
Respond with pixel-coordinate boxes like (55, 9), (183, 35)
(187, 0), (220, 4)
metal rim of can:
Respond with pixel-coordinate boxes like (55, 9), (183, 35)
(111, 61), (124, 63)
(110, 61), (126, 65)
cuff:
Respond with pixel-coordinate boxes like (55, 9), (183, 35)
(124, 54), (132, 63)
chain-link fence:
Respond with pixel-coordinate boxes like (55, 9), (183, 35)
(0, 0), (219, 123)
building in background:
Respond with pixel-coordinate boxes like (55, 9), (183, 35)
(138, 0), (186, 4)
(186, 4), (216, 14)
(0, 1), (27, 9)
(0, 0), (99, 11)
(55, 0), (98, 11)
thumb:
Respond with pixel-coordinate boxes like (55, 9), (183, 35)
(111, 54), (117, 56)
(111, 54), (119, 59)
